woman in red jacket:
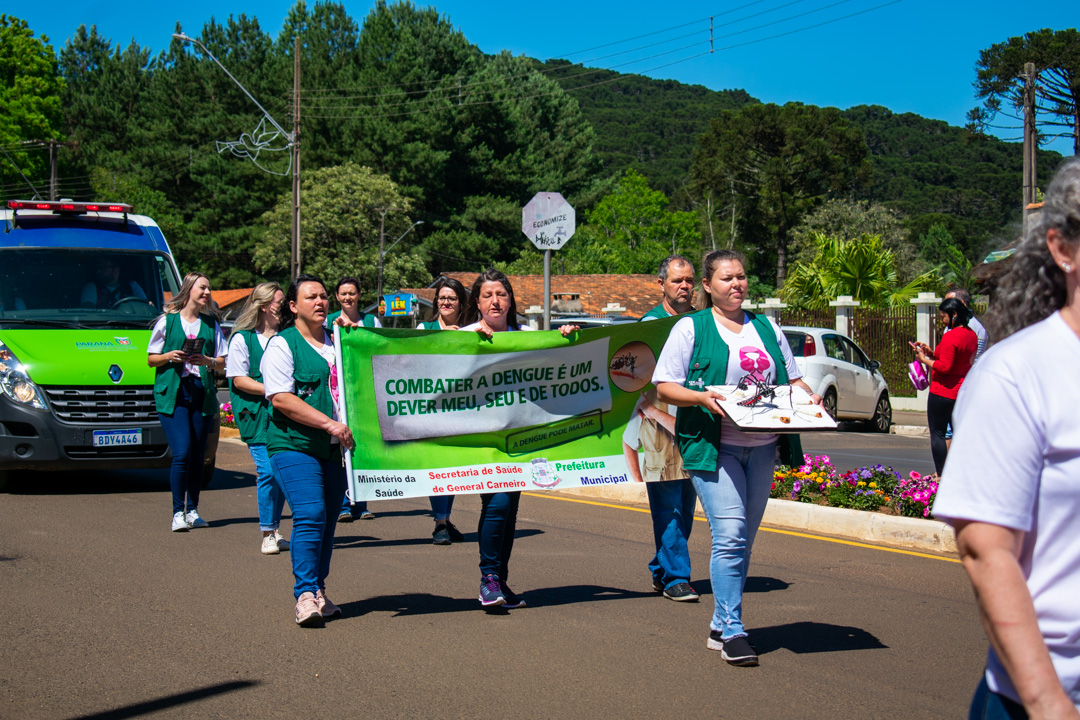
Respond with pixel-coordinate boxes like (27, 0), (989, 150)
(914, 297), (978, 475)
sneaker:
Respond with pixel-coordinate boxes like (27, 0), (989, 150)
(171, 511), (189, 532)
(359, 510), (375, 520)
(185, 509), (208, 529)
(337, 510), (354, 523)
(261, 534), (280, 555)
(663, 582), (700, 602)
(315, 589), (342, 619)
(445, 521), (466, 542)
(432, 525), (452, 545)
(500, 581), (526, 609)
(651, 577), (665, 593)
(478, 574), (506, 607)
(712, 633), (758, 667)
(273, 530), (290, 551)
(295, 592), (324, 627)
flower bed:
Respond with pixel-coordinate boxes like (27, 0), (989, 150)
(771, 454), (939, 519)
(220, 402), (236, 429)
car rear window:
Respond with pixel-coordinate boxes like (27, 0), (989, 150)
(784, 332), (805, 357)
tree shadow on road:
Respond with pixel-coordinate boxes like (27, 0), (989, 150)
(750, 621), (888, 655)
(67, 679), (259, 720)
(334, 528), (542, 549)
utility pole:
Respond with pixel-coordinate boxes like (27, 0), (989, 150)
(1022, 61), (1037, 236)
(376, 208), (388, 302)
(291, 37), (302, 281)
(48, 140), (58, 201)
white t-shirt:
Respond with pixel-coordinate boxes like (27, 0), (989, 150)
(261, 329), (340, 425)
(653, 312), (801, 447)
(225, 331), (270, 379)
(933, 312), (1080, 710)
(148, 314), (227, 378)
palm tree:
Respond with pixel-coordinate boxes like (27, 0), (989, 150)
(780, 233), (938, 309)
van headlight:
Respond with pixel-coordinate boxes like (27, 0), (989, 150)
(0, 342), (47, 410)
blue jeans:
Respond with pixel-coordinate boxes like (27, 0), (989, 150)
(248, 444), (286, 532)
(341, 493), (368, 516)
(969, 677), (1028, 719)
(478, 491), (520, 580)
(158, 375), (210, 515)
(646, 478), (697, 588)
(691, 442), (776, 639)
(430, 495), (455, 522)
(271, 450), (347, 599)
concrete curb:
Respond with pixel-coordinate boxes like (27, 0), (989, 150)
(551, 484), (956, 556)
(891, 424), (929, 437)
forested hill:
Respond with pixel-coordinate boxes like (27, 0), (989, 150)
(544, 60), (1063, 258)
(533, 59), (757, 197)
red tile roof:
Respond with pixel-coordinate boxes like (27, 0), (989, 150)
(402, 273), (662, 318)
(211, 288), (253, 311)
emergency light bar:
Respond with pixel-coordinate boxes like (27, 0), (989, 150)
(6, 200), (134, 213)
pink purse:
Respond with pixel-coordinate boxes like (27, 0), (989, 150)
(908, 360), (929, 391)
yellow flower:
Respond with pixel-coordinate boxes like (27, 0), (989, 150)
(857, 481), (866, 487)
(868, 482), (877, 489)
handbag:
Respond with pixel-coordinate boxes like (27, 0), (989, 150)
(908, 360), (929, 391)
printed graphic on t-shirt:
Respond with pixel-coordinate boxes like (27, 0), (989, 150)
(739, 346), (772, 380)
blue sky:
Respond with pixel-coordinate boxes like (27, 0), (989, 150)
(20, 0), (1078, 154)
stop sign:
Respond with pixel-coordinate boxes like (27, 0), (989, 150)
(522, 192), (575, 251)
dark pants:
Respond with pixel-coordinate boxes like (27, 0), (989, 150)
(969, 677), (1028, 720)
(430, 494), (455, 521)
(645, 478), (697, 589)
(158, 376), (210, 515)
(478, 491), (520, 580)
(927, 392), (956, 475)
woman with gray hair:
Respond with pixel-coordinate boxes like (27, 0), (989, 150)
(933, 157), (1080, 718)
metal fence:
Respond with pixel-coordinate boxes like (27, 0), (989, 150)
(849, 307), (918, 398)
(776, 307), (833, 329)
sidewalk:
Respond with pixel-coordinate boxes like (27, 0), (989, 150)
(890, 408), (928, 437)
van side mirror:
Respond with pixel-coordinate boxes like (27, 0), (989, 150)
(869, 360), (881, 372)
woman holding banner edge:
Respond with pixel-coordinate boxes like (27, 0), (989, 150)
(420, 276), (470, 545)
(262, 274), (354, 627)
(461, 268), (578, 609)
(654, 250), (819, 666)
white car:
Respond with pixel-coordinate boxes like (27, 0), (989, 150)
(781, 326), (892, 432)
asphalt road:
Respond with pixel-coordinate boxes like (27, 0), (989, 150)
(803, 428), (938, 476)
(1, 438), (984, 719)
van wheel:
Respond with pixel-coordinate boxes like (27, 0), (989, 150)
(202, 453), (216, 489)
(868, 393), (892, 433)
(822, 388), (838, 421)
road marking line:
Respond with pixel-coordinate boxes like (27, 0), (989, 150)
(523, 492), (960, 564)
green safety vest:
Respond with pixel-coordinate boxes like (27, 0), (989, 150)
(640, 304), (673, 320)
(266, 326), (335, 460)
(153, 312), (219, 417)
(673, 309), (802, 471)
(326, 310), (377, 328)
(228, 329), (270, 445)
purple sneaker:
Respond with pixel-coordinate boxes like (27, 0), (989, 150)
(478, 574), (506, 607)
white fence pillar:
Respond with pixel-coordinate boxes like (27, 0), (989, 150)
(829, 295), (860, 336)
(525, 304), (544, 330)
(603, 302), (626, 317)
(756, 297), (787, 324)
(894, 291), (942, 412)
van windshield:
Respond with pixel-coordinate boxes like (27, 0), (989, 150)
(0, 248), (180, 329)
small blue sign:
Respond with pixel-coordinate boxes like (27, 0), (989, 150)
(383, 293), (418, 317)
(108, 364), (123, 383)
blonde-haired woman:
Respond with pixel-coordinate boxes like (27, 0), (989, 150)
(226, 282), (291, 555)
(147, 272), (227, 532)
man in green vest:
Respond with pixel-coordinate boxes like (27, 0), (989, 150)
(640, 255), (699, 601)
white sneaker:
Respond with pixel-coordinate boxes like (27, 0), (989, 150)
(185, 509), (208, 528)
(273, 530), (290, 551)
(171, 511), (189, 532)
(261, 534), (280, 555)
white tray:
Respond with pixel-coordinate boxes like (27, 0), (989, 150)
(704, 383), (837, 432)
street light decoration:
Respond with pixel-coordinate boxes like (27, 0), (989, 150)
(173, 33), (294, 177)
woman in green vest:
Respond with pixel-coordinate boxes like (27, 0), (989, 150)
(654, 250), (821, 667)
(327, 276), (379, 523)
(226, 282), (290, 556)
(147, 272), (227, 532)
(262, 275), (355, 627)
(419, 276), (470, 545)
